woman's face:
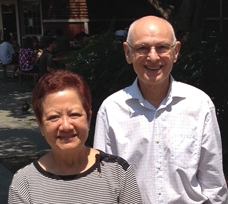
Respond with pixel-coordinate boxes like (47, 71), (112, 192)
(38, 89), (90, 152)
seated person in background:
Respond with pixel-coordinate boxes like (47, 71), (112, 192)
(0, 31), (17, 65)
(38, 37), (57, 78)
(8, 70), (142, 204)
(19, 36), (39, 73)
(32, 36), (43, 62)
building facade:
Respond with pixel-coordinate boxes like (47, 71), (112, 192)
(0, 0), (158, 46)
(0, 0), (227, 46)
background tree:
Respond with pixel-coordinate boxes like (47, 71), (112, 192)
(147, 0), (207, 40)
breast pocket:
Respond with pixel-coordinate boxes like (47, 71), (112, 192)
(168, 131), (199, 168)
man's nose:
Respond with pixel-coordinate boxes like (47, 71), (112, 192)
(147, 47), (160, 60)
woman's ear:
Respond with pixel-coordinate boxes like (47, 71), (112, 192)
(87, 110), (92, 127)
(36, 118), (44, 136)
(36, 117), (41, 126)
(123, 42), (133, 64)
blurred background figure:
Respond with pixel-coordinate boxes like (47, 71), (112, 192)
(32, 36), (43, 62)
(73, 31), (89, 50)
(38, 36), (57, 78)
(54, 28), (70, 57)
(115, 27), (128, 41)
(19, 36), (39, 73)
(10, 32), (20, 63)
(0, 31), (17, 65)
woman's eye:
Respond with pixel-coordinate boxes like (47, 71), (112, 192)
(47, 115), (59, 121)
(70, 113), (81, 118)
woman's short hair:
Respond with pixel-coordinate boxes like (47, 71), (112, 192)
(32, 70), (92, 124)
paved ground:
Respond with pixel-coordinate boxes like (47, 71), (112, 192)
(0, 69), (50, 203)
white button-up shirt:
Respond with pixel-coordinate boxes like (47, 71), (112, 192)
(93, 76), (228, 204)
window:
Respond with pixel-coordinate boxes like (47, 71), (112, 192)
(1, 4), (17, 39)
(22, 0), (42, 36)
(205, 0), (228, 33)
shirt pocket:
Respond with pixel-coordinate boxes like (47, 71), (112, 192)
(168, 131), (199, 168)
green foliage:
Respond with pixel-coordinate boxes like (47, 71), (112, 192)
(67, 29), (136, 146)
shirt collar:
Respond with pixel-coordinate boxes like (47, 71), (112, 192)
(126, 75), (186, 108)
(169, 75), (187, 99)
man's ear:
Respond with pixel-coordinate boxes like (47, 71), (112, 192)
(123, 42), (133, 64)
(173, 41), (181, 63)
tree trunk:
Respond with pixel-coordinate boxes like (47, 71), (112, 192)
(148, 0), (207, 40)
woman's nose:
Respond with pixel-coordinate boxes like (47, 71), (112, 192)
(60, 116), (73, 130)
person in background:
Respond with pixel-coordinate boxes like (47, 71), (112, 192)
(43, 30), (52, 37)
(8, 69), (142, 204)
(115, 27), (128, 41)
(54, 28), (70, 57)
(41, 30), (52, 52)
(73, 31), (89, 50)
(32, 36), (43, 62)
(10, 32), (20, 63)
(0, 31), (17, 65)
(19, 36), (39, 73)
(38, 37), (57, 78)
(93, 15), (228, 203)
(52, 28), (69, 69)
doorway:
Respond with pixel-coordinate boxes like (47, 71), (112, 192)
(0, 0), (20, 44)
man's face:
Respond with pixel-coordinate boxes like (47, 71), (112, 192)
(124, 18), (181, 89)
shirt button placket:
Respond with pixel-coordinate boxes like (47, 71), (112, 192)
(154, 110), (164, 203)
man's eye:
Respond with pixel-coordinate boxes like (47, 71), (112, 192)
(136, 46), (150, 53)
(156, 45), (169, 52)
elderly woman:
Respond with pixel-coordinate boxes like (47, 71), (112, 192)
(8, 70), (142, 203)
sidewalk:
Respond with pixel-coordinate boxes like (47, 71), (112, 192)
(0, 71), (50, 203)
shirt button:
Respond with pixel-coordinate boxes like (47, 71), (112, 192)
(156, 140), (160, 144)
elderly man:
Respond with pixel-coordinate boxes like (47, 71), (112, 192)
(93, 16), (228, 203)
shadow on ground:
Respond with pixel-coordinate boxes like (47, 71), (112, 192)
(0, 79), (50, 159)
(0, 128), (50, 158)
